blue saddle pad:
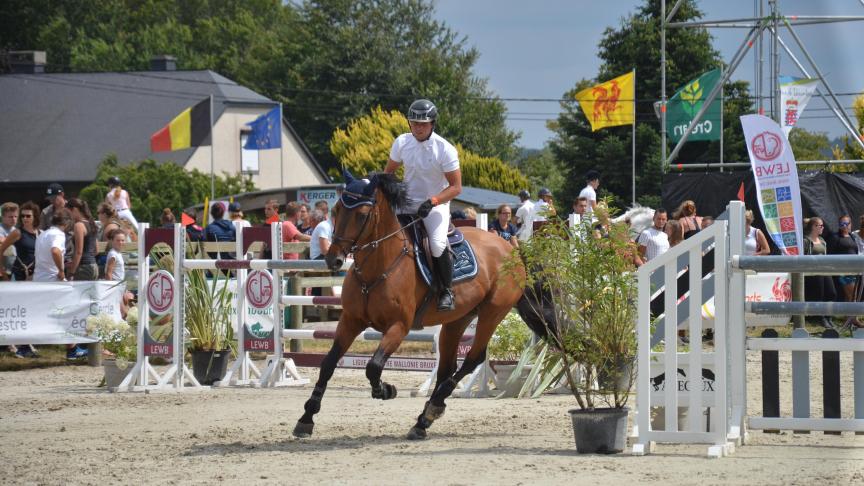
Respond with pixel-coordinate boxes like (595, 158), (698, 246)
(398, 215), (478, 287)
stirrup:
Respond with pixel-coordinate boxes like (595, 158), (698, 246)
(437, 289), (455, 311)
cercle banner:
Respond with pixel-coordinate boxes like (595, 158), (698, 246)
(0, 281), (124, 345)
(740, 114), (804, 256)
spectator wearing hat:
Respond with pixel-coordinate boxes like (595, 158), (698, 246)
(579, 170), (600, 214)
(228, 202), (251, 231)
(40, 183), (66, 230)
(533, 188), (556, 223)
(515, 189), (535, 241)
(105, 176), (139, 230)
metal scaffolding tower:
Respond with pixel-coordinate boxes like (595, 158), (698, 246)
(660, 0), (864, 172)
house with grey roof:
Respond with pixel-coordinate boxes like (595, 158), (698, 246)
(0, 52), (329, 203)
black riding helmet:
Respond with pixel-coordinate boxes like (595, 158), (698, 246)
(406, 99), (438, 123)
(107, 176), (121, 187)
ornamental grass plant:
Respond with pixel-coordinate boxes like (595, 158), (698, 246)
(507, 202), (638, 409)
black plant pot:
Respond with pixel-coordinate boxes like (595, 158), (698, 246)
(568, 407), (629, 454)
(191, 349), (231, 385)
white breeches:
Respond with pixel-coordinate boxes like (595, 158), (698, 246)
(117, 209), (138, 230)
(422, 204), (450, 257)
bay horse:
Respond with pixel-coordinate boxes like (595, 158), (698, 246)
(293, 172), (526, 440)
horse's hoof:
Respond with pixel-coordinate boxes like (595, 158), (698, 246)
(372, 382), (397, 400)
(293, 421), (314, 438)
(406, 426), (428, 441)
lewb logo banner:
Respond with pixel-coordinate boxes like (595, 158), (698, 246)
(740, 114), (803, 255)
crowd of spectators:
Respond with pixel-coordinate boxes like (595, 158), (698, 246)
(1, 180), (143, 359)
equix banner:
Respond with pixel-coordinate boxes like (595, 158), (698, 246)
(0, 281), (124, 345)
(740, 114), (804, 255)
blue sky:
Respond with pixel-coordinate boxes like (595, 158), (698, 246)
(433, 0), (864, 149)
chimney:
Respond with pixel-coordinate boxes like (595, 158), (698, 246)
(8, 50), (46, 74)
(150, 55), (177, 72)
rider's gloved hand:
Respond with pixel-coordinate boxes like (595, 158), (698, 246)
(417, 198), (437, 218)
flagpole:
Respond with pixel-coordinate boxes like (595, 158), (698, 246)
(632, 69), (636, 206)
(279, 103), (285, 189)
(720, 65), (725, 172)
(209, 94), (215, 202)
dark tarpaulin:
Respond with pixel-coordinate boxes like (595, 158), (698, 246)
(662, 170), (864, 236)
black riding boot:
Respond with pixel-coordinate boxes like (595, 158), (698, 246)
(433, 251), (455, 311)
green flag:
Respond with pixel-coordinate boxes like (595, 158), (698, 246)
(667, 68), (722, 143)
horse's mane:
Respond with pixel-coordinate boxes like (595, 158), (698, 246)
(612, 204), (655, 238)
(371, 172), (408, 210)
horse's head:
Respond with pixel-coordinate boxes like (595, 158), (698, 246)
(325, 170), (406, 271)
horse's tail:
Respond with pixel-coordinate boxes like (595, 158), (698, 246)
(515, 277), (559, 340)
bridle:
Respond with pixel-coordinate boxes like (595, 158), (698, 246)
(334, 188), (421, 302)
(334, 189), (421, 255)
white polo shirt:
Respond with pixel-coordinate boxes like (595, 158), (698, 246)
(515, 199), (535, 240)
(34, 226), (66, 281)
(310, 219), (333, 260)
(389, 132), (459, 212)
(578, 184), (597, 214)
(637, 226), (670, 262)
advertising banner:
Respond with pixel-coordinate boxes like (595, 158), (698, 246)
(740, 114), (804, 255)
(667, 68), (722, 143)
(700, 272), (791, 328)
(779, 76), (819, 136)
(298, 189), (339, 211)
(0, 281), (124, 345)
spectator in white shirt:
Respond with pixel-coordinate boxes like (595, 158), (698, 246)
(578, 170), (600, 214)
(636, 209), (670, 266)
(515, 190), (535, 241)
(34, 209), (71, 282)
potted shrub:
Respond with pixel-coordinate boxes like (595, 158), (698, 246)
(511, 204), (638, 453)
(185, 268), (235, 385)
(487, 313), (533, 395)
(86, 311), (137, 389)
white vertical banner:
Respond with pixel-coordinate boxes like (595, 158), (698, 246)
(740, 114), (804, 255)
(779, 76), (819, 136)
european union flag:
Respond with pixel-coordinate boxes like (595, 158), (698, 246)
(244, 106), (282, 150)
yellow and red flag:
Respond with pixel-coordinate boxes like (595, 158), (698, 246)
(575, 71), (635, 131)
(150, 98), (211, 152)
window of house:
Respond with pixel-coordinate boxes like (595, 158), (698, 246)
(240, 130), (259, 174)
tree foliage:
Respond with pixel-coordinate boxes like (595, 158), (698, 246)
(330, 107), (528, 194)
(548, 0), (753, 208)
(79, 155), (255, 226)
(513, 148), (567, 202)
(789, 128), (830, 162)
(0, 0), (518, 171)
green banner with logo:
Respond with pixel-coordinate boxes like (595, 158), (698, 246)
(667, 68), (722, 143)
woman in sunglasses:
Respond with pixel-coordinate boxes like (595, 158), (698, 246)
(830, 214), (862, 327)
(0, 201), (40, 281)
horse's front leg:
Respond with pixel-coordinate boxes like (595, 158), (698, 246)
(293, 319), (363, 438)
(366, 323), (408, 400)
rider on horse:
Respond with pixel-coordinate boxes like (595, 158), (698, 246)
(384, 99), (462, 311)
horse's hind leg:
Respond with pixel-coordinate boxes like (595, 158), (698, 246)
(366, 323), (408, 400)
(406, 314), (478, 440)
(293, 318), (364, 438)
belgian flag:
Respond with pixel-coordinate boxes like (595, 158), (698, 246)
(150, 98), (211, 152)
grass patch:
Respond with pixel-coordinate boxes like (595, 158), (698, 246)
(0, 346), (90, 372)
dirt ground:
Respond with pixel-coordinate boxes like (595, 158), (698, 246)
(1, 352), (863, 485)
